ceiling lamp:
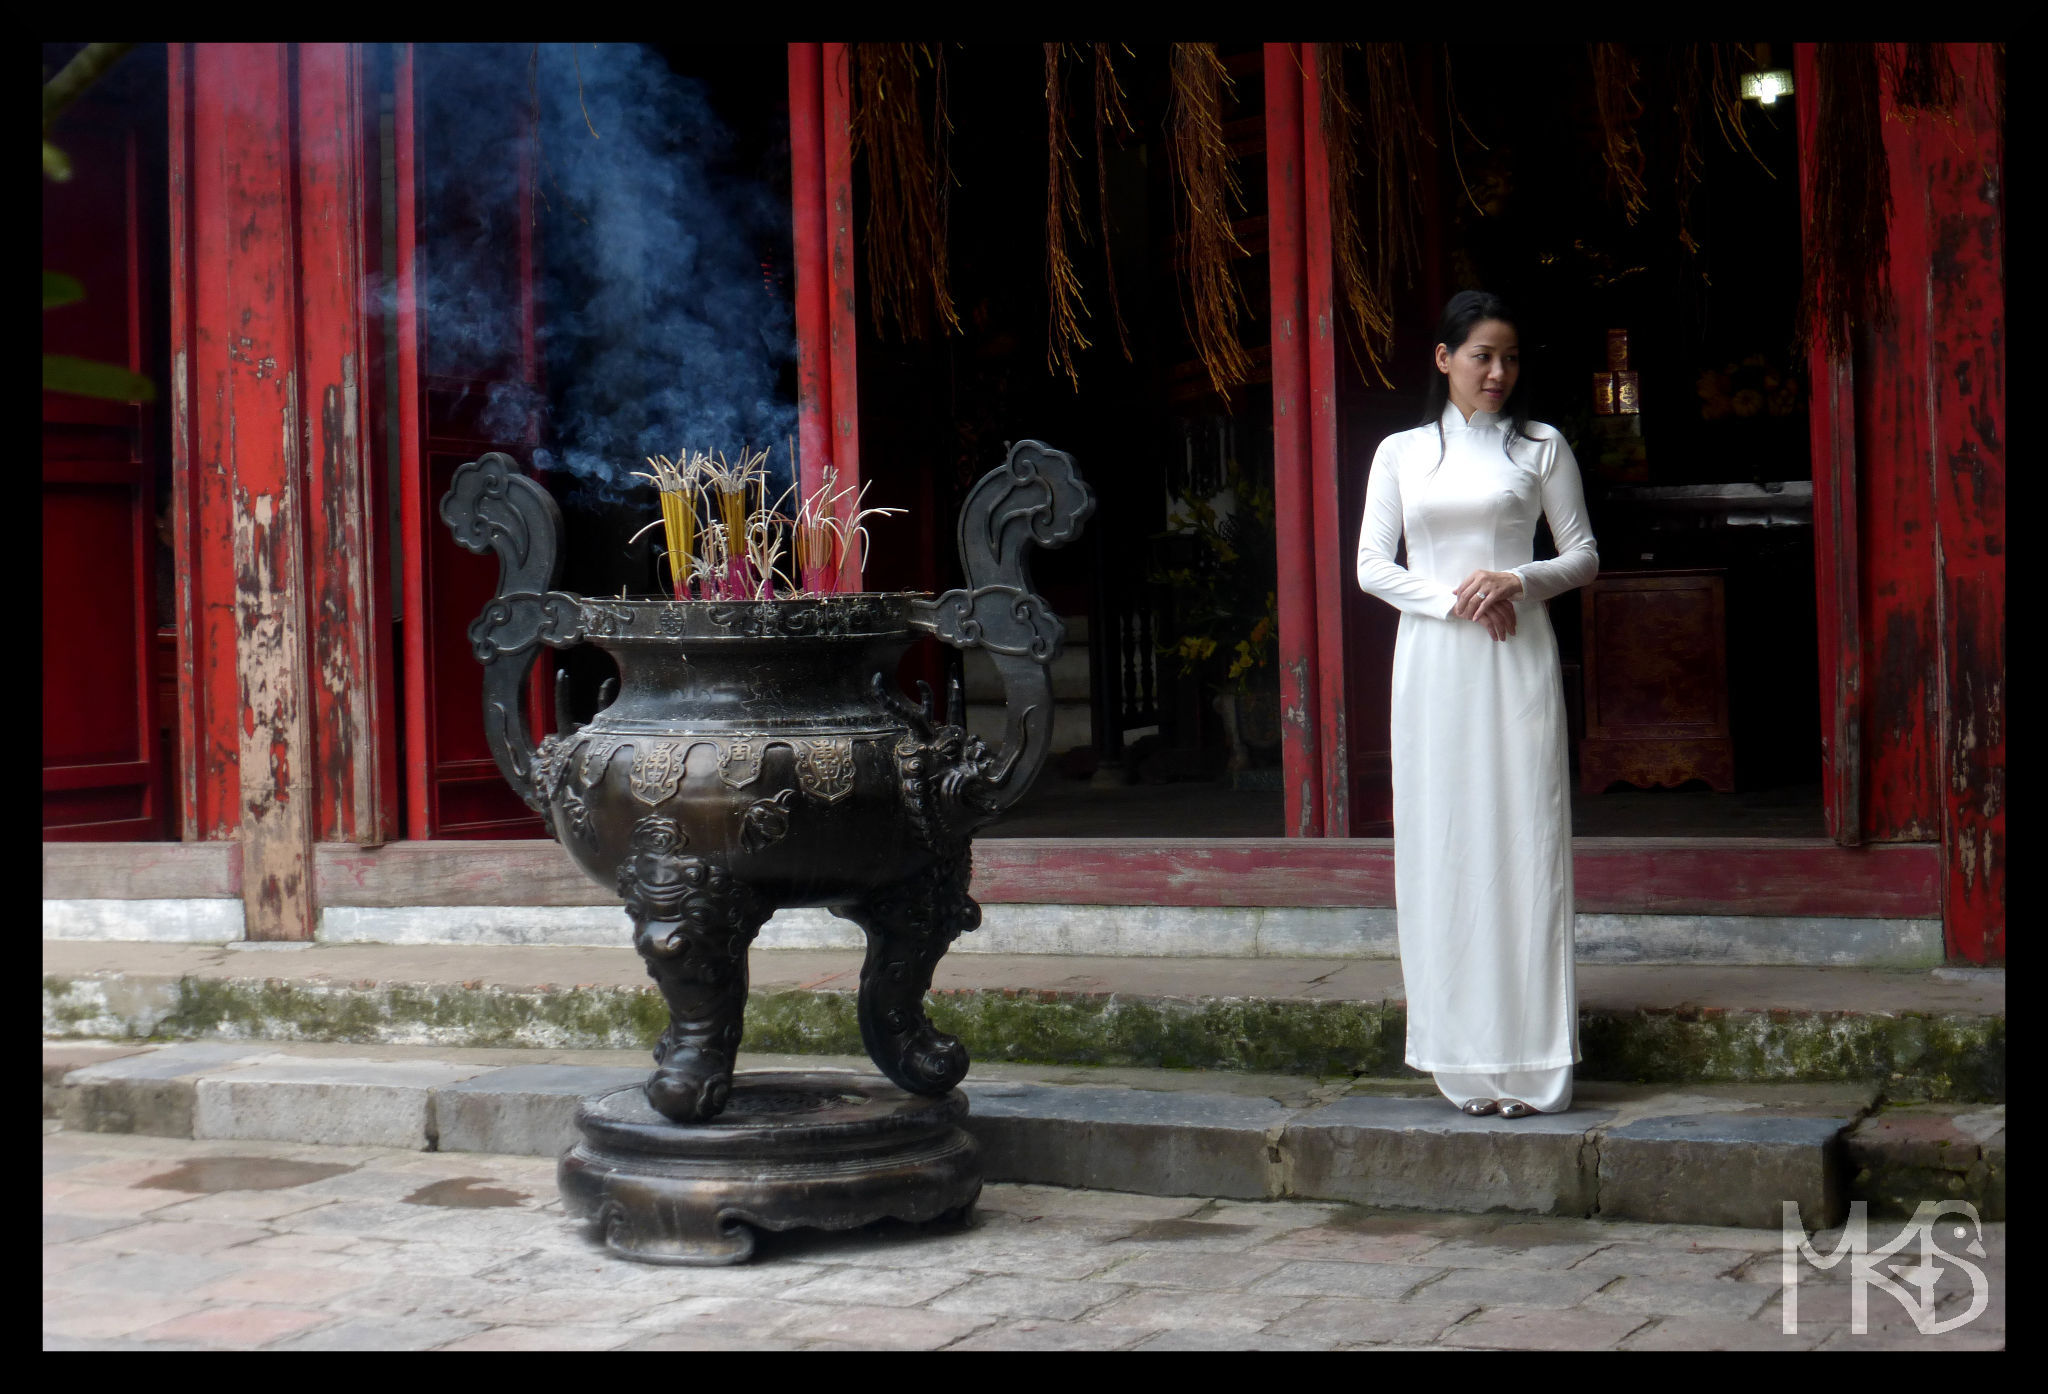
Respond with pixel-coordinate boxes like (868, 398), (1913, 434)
(1740, 43), (1794, 105)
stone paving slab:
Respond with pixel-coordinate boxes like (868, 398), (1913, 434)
(40, 1127), (2005, 1352)
(45, 1039), (1998, 1227)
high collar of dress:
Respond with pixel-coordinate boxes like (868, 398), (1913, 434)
(1440, 401), (1501, 434)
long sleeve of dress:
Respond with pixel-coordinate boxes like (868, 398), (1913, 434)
(1509, 436), (1599, 602)
(1356, 442), (1460, 619)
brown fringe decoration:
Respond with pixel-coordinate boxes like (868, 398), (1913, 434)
(850, 44), (960, 341)
(1168, 42), (1251, 402)
(1671, 46), (1709, 257)
(934, 44), (956, 271)
(1318, 43), (1425, 388)
(1709, 44), (1776, 179)
(1589, 43), (1650, 225)
(1886, 42), (1961, 116)
(1093, 42), (1134, 361)
(1440, 44), (1486, 217)
(1802, 44), (1893, 359)
(1044, 43), (1091, 388)
(1318, 44), (1386, 386)
(1359, 45), (1426, 292)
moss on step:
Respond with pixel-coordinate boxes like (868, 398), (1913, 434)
(40, 973), (2003, 1102)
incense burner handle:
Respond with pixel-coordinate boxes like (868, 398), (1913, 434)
(441, 452), (580, 815)
(909, 440), (1095, 818)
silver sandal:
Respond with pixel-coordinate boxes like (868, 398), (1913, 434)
(1497, 1099), (1537, 1118)
(1460, 1098), (1500, 1116)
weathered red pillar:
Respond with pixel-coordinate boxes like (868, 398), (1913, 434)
(788, 43), (833, 584)
(174, 43), (316, 938)
(789, 42), (862, 592)
(394, 43), (430, 840)
(822, 42), (863, 591)
(1299, 44), (1350, 836)
(1264, 43), (1323, 837)
(168, 43), (241, 843)
(1797, 46), (1863, 851)
(296, 42), (398, 846)
(1921, 46), (2004, 963)
(170, 42), (391, 936)
(1798, 43), (2004, 962)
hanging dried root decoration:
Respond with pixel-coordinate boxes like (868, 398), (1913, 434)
(850, 43), (959, 341)
(1671, 46), (1710, 258)
(1589, 43), (1650, 225)
(1093, 42), (1134, 361)
(1168, 42), (1251, 402)
(1045, 42), (1091, 389)
(1803, 43), (1893, 359)
(1318, 43), (1423, 389)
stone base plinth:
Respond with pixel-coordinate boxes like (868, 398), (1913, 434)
(557, 1071), (980, 1265)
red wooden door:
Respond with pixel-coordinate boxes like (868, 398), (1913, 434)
(397, 44), (551, 838)
(42, 115), (168, 840)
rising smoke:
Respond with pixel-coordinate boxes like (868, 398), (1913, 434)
(414, 43), (797, 508)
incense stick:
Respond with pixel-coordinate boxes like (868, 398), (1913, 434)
(634, 445), (903, 600)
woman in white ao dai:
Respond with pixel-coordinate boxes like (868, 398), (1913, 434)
(1353, 292), (1598, 1118)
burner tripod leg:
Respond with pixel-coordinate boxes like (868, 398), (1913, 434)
(842, 852), (979, 1095)
(618, 827), (768, 1123)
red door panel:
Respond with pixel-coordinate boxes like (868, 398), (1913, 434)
(42, 115), (166, 840)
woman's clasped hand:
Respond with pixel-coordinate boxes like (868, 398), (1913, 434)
(1451, 568), (1524, 641)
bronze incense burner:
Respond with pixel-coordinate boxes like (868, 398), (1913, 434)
(441, 441), (1092, 1262)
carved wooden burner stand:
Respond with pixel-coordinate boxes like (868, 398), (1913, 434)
(442, 442), (1093, 1263)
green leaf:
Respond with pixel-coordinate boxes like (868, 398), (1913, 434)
(43, 353), (156, 403)
(43, 139), (72, 182)
(43, 271), (84, 310)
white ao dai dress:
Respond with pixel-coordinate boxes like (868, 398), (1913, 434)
(1354, 403), (1599, 1111)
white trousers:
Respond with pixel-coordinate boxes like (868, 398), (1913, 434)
(1432, 1065), (1574, 1113)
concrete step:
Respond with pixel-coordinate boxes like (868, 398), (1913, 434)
(40, 1040), (2005, 1230)
(42, 942), (2005, 1103)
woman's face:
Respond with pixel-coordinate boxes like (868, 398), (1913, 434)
(1434, 318), (1519, 418)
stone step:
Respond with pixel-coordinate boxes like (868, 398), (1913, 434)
(41, 942), (2005, 1103)
(40, 1041), (2005, 1229)
(45, 898), (1954, 969)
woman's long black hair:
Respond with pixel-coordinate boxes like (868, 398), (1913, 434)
(1421, 290), (1536, 469)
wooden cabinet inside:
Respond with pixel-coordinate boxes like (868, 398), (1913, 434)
(1579, 568), (1735, 795)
